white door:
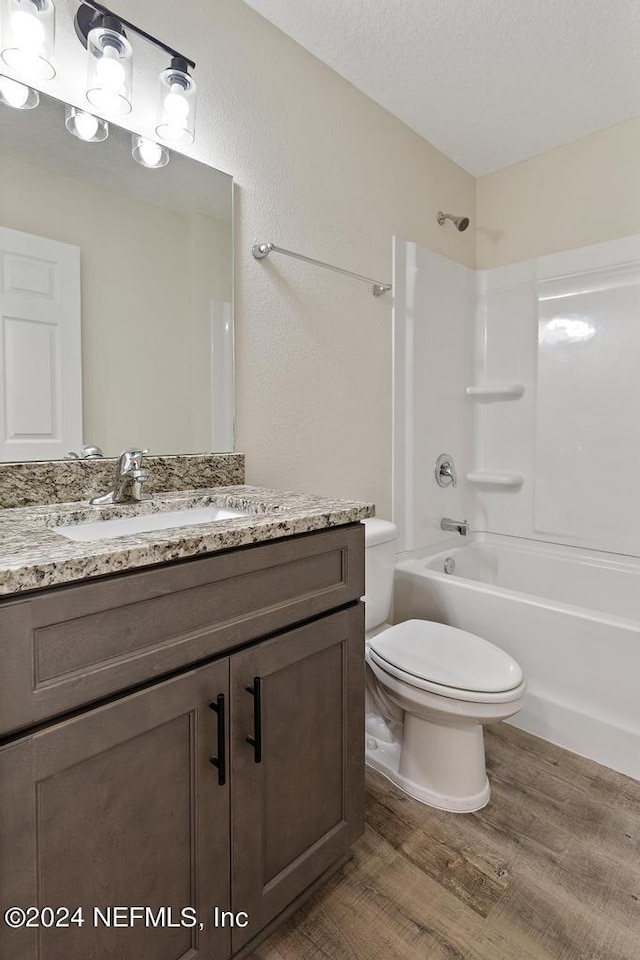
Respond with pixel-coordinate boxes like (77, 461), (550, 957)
(0, 227), (82, 461)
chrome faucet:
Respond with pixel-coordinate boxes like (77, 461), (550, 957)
(440, 517), (469, 536)
(90, 448), (153, 505)
(65, 444), (104, 460)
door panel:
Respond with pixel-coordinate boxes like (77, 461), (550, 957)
(0, 227), (82, 460)
(230, 605), (364, 951)
(0, 660), (231, 960)
(262, 641), (344, 880)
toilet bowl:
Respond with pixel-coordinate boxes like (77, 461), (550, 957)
(364, 519), (526, 812)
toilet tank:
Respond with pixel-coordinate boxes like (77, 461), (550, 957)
(363, 519), (398, 632)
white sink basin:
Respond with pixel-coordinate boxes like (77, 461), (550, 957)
(56, 506), (249, 542)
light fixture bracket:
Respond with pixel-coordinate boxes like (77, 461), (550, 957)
(73, 2), (195, 69)
(170, 56), (190, 76)
(74, 4), (126, 49)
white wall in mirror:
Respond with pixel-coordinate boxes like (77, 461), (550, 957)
(0, 90), (233, 460)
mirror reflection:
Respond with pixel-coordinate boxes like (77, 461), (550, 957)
(0, 89), (233, 461)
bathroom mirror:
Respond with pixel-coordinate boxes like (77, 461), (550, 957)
(0, 89), (233, 461)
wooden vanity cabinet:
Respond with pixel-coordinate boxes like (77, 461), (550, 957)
(0, 658), (232, 960)
(0, 526), (365, 960)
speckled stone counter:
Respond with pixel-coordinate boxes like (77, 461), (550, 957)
(0, 486), (375, 596)
(0, 453), (245, 509)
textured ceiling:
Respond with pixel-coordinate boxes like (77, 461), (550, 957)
(243, 0), (640, 175)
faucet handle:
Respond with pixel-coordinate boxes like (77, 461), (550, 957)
(435, 453), (457, 488)
(117, 448), (149, 473)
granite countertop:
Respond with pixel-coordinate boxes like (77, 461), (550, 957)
(0, 486), (375, 597)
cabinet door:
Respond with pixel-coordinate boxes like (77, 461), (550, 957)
(230, 605), (365, 951)
(0, 660), (231, 960)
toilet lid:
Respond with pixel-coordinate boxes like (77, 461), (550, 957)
(369, 620), (523, 693)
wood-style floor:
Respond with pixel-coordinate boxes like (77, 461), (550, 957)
(249, 723), (640, 960)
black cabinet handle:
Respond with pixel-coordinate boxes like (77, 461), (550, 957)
(209, 694), (226, 786)
(245, 677), (262, 763)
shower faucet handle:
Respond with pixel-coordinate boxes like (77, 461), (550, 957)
(435, 454), (457, 488)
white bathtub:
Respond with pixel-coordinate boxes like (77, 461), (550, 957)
(394, 534), (640, 780)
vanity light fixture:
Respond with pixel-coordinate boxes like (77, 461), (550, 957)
(0, 73), (39, 107)
(0, 0), (56, 81)
(132, 134), (169, 168)
(65, 104), (108, 141)
(74, 2), (197, 138)
(77, 8), (133, 116)
(156, 57), (196, 145)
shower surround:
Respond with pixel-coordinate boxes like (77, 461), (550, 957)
(392, 233), (640, 777)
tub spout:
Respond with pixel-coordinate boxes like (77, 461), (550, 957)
(441, 517), (469, 536)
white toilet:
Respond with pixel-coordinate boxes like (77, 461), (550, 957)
(364, 519), (526, 813)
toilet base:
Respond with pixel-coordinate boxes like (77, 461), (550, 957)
(365, 718), (491, 814)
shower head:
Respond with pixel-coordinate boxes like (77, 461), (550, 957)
(437, 211), (470, 232)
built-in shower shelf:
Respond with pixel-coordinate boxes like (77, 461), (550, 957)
(465, 384), (525, 400)
(466, 472), (524, 488)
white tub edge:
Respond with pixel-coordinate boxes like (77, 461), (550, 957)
(510, 692), (640, 782)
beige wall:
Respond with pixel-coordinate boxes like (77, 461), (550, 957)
(476, 116), (640, 269)
(105, 0), (474, 517)
(0, 154), (231, 456)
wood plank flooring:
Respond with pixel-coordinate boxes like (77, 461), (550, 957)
(248, 723), (640, 960)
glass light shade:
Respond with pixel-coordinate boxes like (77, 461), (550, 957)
(1, 0), (55, 81)
(0, 73), (39, 107)
(86, 23), (132, 116)
(155, 64), (196, 145)
(65, 104), (108, 142)
(132, 134), (169, 168)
